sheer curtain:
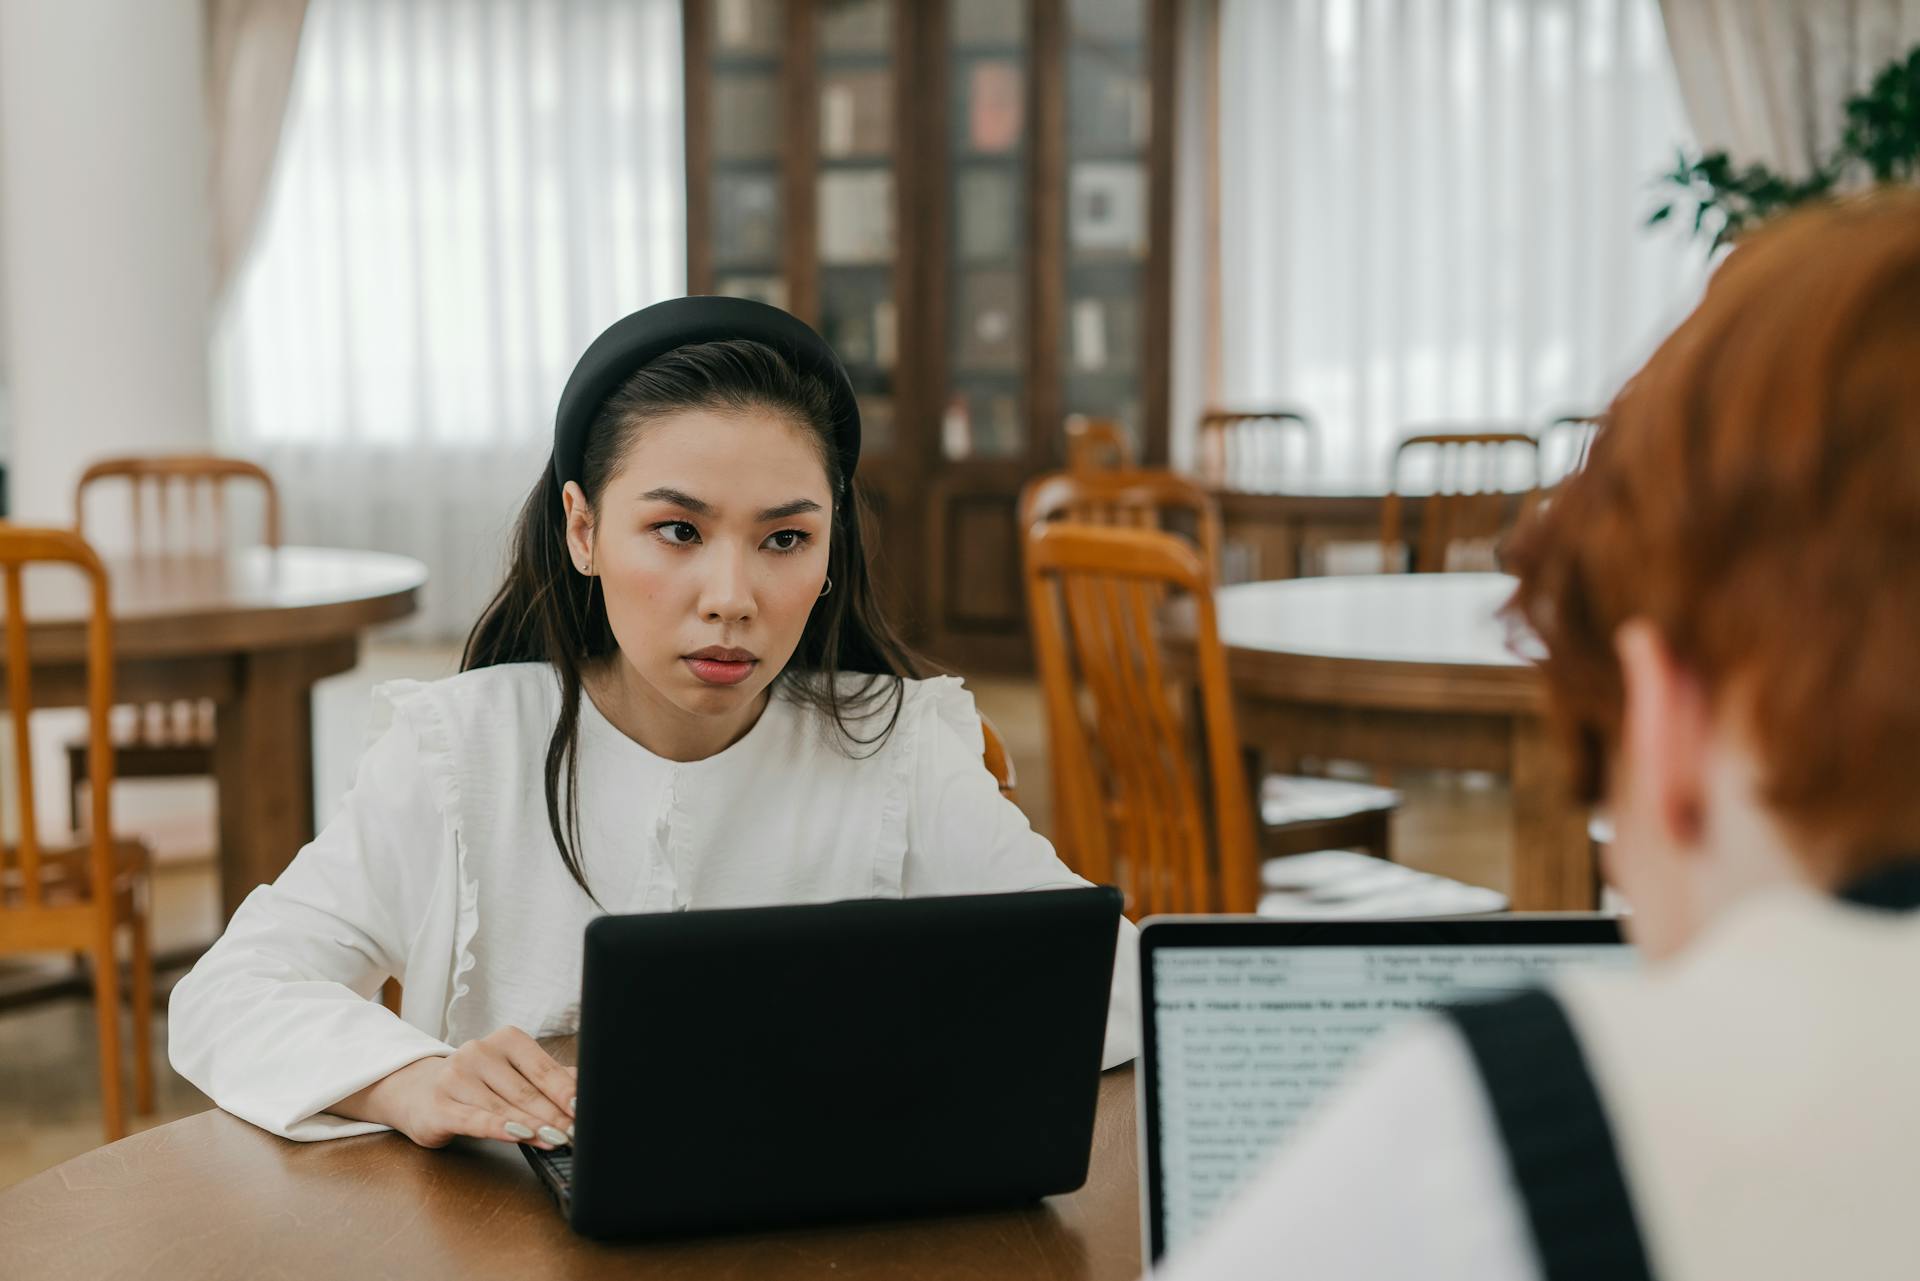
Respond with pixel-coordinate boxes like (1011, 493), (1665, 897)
(1217, 0), (1709, 484)
(1660, 0), (1920, 175)
(214, 0), (686, 639)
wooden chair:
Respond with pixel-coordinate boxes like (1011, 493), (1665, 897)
(1063, 416), (1134, 472)
(1019, 464), (1398, 851)
(1024, 522), (1258, 915)
(68, 456), (281, 830)
(1380, 431), (1541, 573)
(0, 525), (156, 1141)
(1540, 412), (1605, 484)
(1020, 467), (1224, 576)
(1024, 521), (1506, 919)
(1195, 406), (1318, 487)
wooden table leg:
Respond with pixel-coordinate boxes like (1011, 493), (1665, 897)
(1507, 716), (1595, 910)
(212, 641), (356, 919)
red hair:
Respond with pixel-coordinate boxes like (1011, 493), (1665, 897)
(1505, 192), (1920, 880)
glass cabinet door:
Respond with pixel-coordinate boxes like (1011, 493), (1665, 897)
(1061, 0), (1150, 454)
(816, 0), (899, 455)
(707, 0), (788, 309)
(941, 0), (1028, 461)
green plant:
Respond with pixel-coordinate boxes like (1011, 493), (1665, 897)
(1652, 45), (1920, 250)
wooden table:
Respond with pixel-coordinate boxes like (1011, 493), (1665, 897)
(0, 547), (425, 916)
(1196, 573), (1592, 910)
(1202, 477), (1531, 580)
(0, 1066), (1144, 1280)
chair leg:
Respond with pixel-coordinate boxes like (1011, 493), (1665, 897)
(129, 904), (156, 1115)
(1367, 810), (1394, 862)
(89, 925), (127, 1143)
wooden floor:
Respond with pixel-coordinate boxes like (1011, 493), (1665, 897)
(0, 644), (1513, 1188)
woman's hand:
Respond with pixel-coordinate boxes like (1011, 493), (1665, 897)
(337, 1027), (578, 1149)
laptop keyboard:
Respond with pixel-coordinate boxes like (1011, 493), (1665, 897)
(535, 1146), (574, 1188)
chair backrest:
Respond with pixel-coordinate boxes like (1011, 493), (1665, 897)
(1022, 521), (1258, 918)
(1381, 430), (1541, 573)
(1540, 413), (1605, 484)
(1019, 467), (1224, 578)
(0, 525), (117, 912)
(75, 455), (282, 554)
(1063, 415), (1135, 472)
(1195, 406), (1317, 487)
(979, 712), (1017, 803)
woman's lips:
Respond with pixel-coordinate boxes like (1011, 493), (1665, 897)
(684, 656), (757, 686)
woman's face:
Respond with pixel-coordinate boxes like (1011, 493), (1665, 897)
(564, 407), (833, 738)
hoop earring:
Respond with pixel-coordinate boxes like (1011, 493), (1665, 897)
(819, 576), (833, 598)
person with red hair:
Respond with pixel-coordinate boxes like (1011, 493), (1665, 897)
(1157, 192), (1920, 1281)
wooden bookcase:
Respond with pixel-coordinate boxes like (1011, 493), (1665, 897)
(685, 0), (1176, 671)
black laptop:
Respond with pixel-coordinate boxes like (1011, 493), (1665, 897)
(522, 886), (1124, 1239)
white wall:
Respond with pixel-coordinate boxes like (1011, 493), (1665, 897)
(0, 0), (214, 523)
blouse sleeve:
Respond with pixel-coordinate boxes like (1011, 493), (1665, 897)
(899, 680), (1141, 1070)
(166, 702), (459, 1141)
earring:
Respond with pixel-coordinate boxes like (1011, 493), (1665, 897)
(819, 576), (833, 598)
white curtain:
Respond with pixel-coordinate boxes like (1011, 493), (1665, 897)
(213, 0), (686, 639)
(1659, 0), (1920, 176)
(1216, 0), (1710, 485)
(205, 0), (311, 303)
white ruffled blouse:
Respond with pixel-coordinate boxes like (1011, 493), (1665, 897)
(168, 663), (1140, 1141)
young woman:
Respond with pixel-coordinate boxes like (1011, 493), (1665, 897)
(1160, 195), (1920, 1280)
(169, 297), (1139, 1150)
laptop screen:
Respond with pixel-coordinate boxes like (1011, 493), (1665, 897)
(1139, 918), (1633, 1262)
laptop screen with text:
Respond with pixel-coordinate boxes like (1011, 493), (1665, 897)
(1140, 919), (1633, 1262)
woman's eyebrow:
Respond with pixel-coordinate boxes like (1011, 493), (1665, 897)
(637, 488), (821, 523)
(757, 498), (824, 522)
(638, 486), (712, 515)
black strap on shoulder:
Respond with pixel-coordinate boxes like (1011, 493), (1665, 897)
(1446, 991), (1656, 1281)
(1839, 860), (1920, 912)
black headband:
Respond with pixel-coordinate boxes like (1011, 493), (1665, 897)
(552, 296), (861, 494)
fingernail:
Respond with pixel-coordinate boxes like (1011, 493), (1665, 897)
(566, 1123), (575, 1141)
(504, 1121), (535, 1141)
(568, 1096), (577, 1113)
(537, 1125), (568, 1146)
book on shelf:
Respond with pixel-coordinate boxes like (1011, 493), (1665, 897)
(958, 168), (1019, 261)
(957, 270), (1021, 369)
(981, 393), (1022, 456)
(942, 393), (974, 460)
(952, 0), (1024, 48)
(715, 172), (780, 264)
(714, 74), (778, 160)
(820, 70), (891, 158)
(818, 170), (895, 263)
(1068, 162), (1146, 255)
(1070, 295), (1139, 371)
(859, 394), (895, 453)
(874, 299), (899, 369)
(715, 274), (789, 311)
(1069, 60), (1150, 151)
(968, 61), (1024, 153)
(822, 0), (890, 55)
(714, 0), (779, 56)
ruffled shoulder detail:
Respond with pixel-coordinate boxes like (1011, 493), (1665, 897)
(368, 678), (463, 823)
(914, 674), (985, 755)
(871, 675), (980, 898)
(367, 670), (535, 1040)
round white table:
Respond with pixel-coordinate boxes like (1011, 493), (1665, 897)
(1191, 574), (1591, 909)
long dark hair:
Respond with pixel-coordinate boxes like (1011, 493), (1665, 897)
(462, 339), (923, 899)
